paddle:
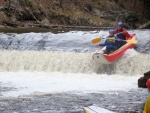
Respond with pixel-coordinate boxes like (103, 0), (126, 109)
(92, 37), (138, 44)
(92, 37), (104, 44)
(92, 32), (123, 44)
(125, 40), (138, 44)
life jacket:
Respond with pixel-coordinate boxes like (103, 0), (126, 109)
(106, 36), (117, 49)
(115, 28), (126, 40)
(107, 37), (116, 44)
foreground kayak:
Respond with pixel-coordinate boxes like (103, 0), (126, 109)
(92, 34), (137, 64)
(83, 105), (115, 113)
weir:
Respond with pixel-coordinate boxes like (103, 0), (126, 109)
(0, 50), (98, 73)
(0, 30), (150, 75)
(0, 50), (150, 75)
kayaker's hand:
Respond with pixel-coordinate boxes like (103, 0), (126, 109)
(117, 39), (120, 41)
(96, 44), (99, 47)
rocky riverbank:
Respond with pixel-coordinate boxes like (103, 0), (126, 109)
(0, 0), (149, 29)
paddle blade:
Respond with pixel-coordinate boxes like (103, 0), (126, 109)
(92, 37), (102, 44)
(126, 40), (138, 44)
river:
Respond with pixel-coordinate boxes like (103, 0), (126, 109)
(0, 29), (150, 113)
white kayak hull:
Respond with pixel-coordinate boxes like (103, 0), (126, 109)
(92, 47), (112, 64)
(83, 105), (115, 113)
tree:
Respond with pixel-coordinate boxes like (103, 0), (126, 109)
(133, 0), (137, 8)
(142, 0), (150, 20)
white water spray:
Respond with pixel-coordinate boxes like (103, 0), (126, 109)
(0, 49), (150, 75)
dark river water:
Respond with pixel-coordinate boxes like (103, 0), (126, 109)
(0, 85), (148, 113)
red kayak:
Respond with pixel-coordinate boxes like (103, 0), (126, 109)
(92, 34), (137, 64)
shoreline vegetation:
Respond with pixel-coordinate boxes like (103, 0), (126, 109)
(0, 0), (149, 33)
(0, 22), (149, 34)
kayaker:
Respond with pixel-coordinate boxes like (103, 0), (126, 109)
(96, 30), (117, 54)
(114, 22), (130, 47)
(143, 78), (150, 113)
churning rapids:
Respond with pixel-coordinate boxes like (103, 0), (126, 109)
(0, 29), (150, 113)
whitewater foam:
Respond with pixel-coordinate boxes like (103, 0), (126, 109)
(0, 50), (99, 73)
(0, 72), (140, 97)
(116, 52), (150, 75)
(0, 49), (149, 75)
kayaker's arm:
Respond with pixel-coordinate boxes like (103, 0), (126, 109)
(115, 37), (124, 41)
(99, 40), (107, 46)
(96, 39), (107, 47)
